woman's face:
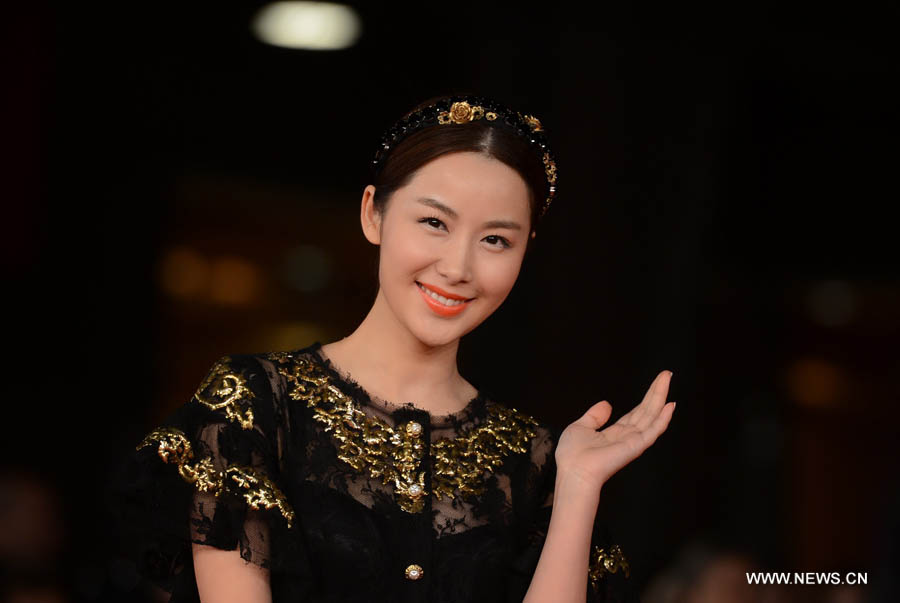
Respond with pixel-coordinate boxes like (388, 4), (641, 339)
(364, 151), (532, 349)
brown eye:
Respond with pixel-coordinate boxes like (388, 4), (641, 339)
(484, 235), (511, 249)
(418, 217), (446, 230)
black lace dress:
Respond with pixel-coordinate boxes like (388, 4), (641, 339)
(113, 342), (636, 602)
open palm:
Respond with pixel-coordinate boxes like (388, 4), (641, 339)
(554, 370), (676, 492)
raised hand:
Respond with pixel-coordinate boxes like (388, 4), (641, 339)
(554, 371), (676, 493)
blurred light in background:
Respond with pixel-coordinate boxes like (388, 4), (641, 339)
(159, 246), (209, 299)
(281, 243), (333, 292)
(159, 247), (263, 306)
(251, 2), (362, 50)
(268, 320), (330, 350)
(807, 279), (857, 327)
(209, 256), (262, 305)
(786, 357), (848, 409)
(0, 473), (64, 569)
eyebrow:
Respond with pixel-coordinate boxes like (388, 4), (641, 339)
(415, 197), (523, 230)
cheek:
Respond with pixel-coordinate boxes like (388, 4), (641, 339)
(380, 226), (431, 276)
(479, 255), (523, 296)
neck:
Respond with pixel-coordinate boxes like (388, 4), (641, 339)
(321, 288), (472, 413)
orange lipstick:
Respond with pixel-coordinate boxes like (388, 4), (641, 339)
(416, 281), (473, 317)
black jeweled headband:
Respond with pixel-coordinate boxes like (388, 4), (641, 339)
(372, 96), (558, 220)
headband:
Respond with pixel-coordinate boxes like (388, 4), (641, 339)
(372, 96), (558, 220)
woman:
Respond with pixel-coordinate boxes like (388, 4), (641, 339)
(116, 95), (675, 603)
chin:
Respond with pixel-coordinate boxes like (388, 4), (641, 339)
(411, 329), (462, 350)
(411, 314), (491, 349)
(405, 318), (467, 349)
(393, 287), (495, 348)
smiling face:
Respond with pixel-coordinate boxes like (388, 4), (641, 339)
(362, 151), (532, 349)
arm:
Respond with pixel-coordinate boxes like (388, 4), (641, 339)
(193, 543), (272, 603)
(524, 370), (676, 603)
(522, 472), (602, 603)
(121, 354), (295, 601)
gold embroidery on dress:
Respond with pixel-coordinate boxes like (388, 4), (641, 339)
(271, 352), (539, 514)
(588, 543), (630, 592)
(225, 465), (295, 527)
(137, 427), (295, 528)
(431, 404), (537, 501)
(193, 356), (255, 430)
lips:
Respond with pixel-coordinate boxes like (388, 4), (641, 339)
(417, 282), (472, 301)
(416, 281), (474, 317)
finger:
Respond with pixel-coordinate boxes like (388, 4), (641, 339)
(640, 401), (676, 448)
(631, 371), (673, 429)
(575, 400), (612, 431)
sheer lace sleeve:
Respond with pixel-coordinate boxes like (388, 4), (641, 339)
(507, 424), (637, 603)
(112, 354), (306, 602)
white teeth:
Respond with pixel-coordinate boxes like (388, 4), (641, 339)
(417, 283), (466, 306)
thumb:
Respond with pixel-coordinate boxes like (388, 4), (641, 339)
(576, 400), (612, 431)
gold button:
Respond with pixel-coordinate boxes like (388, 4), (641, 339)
(406, 421), (422, 437)
(405, 564), (423, 581)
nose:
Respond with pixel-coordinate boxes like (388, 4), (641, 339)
(435, 235), (473, 284)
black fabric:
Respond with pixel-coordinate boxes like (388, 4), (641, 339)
(111, 342), (636, 602)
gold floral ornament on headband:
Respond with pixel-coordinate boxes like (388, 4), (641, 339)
(522, 114), (543, 131)
(373, 96), (559, 221)
(439, 101), (486, 124)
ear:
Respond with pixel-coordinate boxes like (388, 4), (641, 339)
(360, 184), (382, 245)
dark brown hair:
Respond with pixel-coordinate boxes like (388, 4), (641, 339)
(371, 98), (551, 252)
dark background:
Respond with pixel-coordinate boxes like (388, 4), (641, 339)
(4, 2), (898, 602)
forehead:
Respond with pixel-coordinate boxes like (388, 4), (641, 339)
(395, 152), (531, 220)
